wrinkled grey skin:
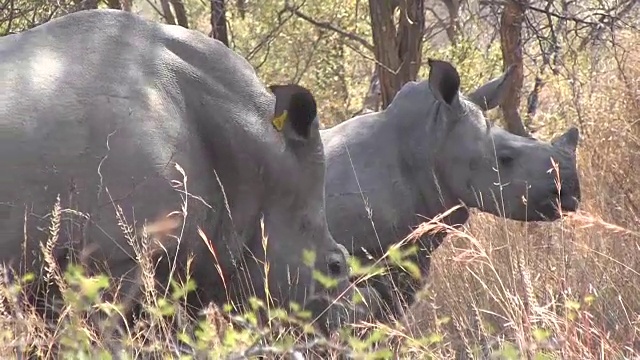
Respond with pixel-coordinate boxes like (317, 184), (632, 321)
(321, 59), (581, 321)
(0, 9), (357, 333)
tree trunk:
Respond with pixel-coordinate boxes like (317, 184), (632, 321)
(211, 0), (229, 46)
(237, 0), (246, 19)
(369, 0), (425, 109)
(170, 0), (189, 28)
(362, 68), (381, 113)
(160, 0), (177, 25)
(440, 0), (460, 42)
(121, 0), (132, 11)
(106, 0), (122, 9)
(498, 0), (529, 137)
(75, 0), (99, 10)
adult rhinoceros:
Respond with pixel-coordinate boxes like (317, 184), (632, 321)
(0, 9), (358, 332)
(321, 59), (581, 321)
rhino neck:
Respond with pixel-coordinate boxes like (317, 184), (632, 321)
(390, 100), (471, 229)
(413, 167), (470, 229)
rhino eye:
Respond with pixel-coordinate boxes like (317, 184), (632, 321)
(498, 155), (514, 167)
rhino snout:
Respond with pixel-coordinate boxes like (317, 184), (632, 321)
(559, 188), (580, 212)
(557, 176), (581, 212)
(543, 180), (580, 215)
(325, 245), (349, 278)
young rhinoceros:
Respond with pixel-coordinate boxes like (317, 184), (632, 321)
(321, 59), (581, 321)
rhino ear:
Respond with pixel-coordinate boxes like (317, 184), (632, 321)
(427, 58), (461, 106)
(551, 126), (580, 152)
(467, 64), (516, 111)
(269, 84), (318, 140)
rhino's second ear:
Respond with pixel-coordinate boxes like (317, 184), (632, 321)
(269, 84), (318, 140)
(427, 58), (461, 106)
(551, 126), (580, 153)
(467, 64), (516, 111)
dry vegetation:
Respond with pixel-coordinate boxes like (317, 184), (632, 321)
(405, 30), (640, 358)
(1, 1), (639, 359)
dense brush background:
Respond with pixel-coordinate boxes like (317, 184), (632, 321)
(1, 0), (639, 359)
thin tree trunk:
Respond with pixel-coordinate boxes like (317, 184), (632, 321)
(211, 0), (229, 46)
(75, 0), (99, 10)
(362, 67), (381, 113)
(499, 0), (529, 137)
(160, 0), (176, 25)
(440, 0), (460, 42)
(369, 0), (425, 109)
(170, 0), (189, 28)
(106, 0), (121, 9)
(121, 0), (132, 11)
(237, 0), (246, 19)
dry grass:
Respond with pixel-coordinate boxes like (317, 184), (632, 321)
(1, 25), (639, 360)
(400, 31), (640, 359)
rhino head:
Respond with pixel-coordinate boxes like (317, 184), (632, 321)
(423, 59), (581, 221)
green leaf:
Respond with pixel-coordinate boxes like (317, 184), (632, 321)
(303, 249), (316, 267)
(532, 327), (552, 343)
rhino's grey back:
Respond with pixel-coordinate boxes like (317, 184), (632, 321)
(320, 112), (424, 253)
(0, 9), (273, 139)
(0, 10), (278, 274)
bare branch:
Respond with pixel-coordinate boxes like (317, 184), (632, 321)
(480, 0), (636, 28)
(578, 0), (638, 50)
(283, 2), (374, 51)
(292, 31), (327, 83)
(144, 0), (167, 20)
(245, 7), (295, 62)
(523, 0), (569, 122)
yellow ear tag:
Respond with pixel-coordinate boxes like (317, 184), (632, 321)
(272, 110), (288, 132)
